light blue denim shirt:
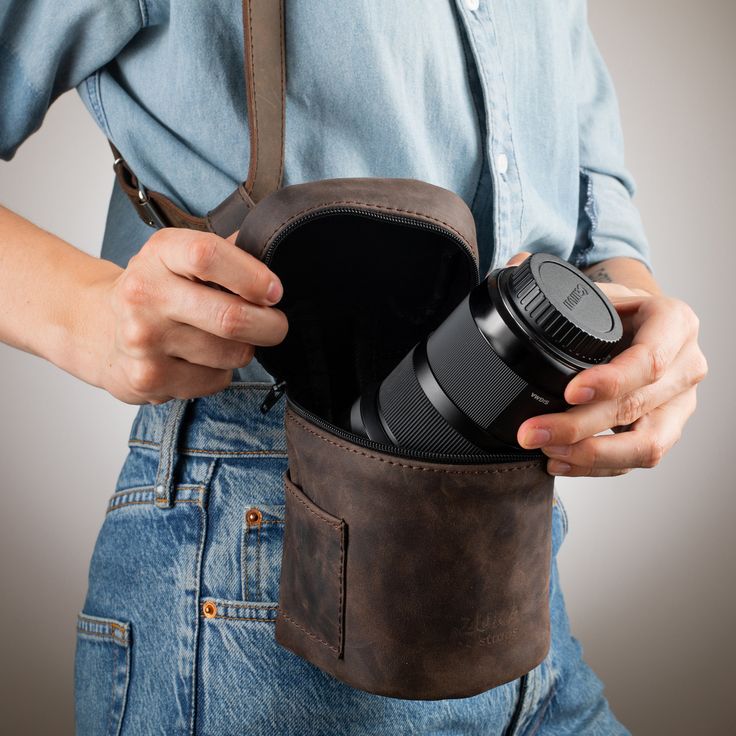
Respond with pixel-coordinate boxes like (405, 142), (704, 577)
(1, 0), (651, 279)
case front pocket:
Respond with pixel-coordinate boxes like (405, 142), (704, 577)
(279, 472), (346, 656)
(275, 407), (555, 701)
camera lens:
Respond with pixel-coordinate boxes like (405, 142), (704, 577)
(350, 253), (623, 454)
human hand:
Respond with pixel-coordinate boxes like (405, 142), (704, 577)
(86, 228), (288, 404)
(509, 254), (708, 476)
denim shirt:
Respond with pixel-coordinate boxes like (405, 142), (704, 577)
(0, 0), (651, 279)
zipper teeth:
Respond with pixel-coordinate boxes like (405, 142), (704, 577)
(262, 206), (480, 281)
(264, 205), (538, 463)
(287, 398), (543, 465)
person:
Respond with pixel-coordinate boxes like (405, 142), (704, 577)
(0, 1), (707, 734)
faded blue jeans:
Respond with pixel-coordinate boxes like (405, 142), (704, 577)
(74, 383), (630, 735)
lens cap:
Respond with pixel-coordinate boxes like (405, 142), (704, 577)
(505, 253), (623, 363)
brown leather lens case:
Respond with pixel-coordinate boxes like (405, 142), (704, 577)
(236, 177), (554, 700)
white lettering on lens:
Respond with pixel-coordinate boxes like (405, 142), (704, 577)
(531, 392), (550, 405)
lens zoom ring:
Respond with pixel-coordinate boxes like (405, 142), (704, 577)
(427, 298), (526, 428)
(378, 348), (480, 454)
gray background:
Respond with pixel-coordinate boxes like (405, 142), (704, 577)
(1, 1), (733, 732)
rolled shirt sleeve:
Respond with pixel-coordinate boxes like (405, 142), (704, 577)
(568, 1), (653, 273)
(0, 0), (145, 161)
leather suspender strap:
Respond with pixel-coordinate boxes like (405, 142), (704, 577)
(110, 0), (286, 235)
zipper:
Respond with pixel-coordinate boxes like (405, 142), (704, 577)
(286, 393), (543, 465)
(260, 379), (287, 413)
(259, 205), (539, 464)
(261, 206), (480, 282)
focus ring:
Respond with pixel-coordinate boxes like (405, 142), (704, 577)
(427, 296), (526, 428)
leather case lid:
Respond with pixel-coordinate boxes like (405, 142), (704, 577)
(235, 178), (480, 427)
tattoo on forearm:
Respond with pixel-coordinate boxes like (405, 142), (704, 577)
(587, 265), (614, 283)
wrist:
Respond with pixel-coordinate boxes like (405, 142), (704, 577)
(44, 257), (122, 388)
(583, 257), (662, 296)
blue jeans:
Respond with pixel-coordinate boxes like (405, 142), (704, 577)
(74, 383), (629, 735)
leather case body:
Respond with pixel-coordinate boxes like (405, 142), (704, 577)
(235, 177), (554, 700)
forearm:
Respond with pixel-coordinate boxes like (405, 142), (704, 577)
(583, 257), (661, 295)
(0, 204), (121, 375)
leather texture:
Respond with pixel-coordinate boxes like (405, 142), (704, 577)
(241, 0), (286, 203)
(233, 173), (556, 700)
(234, 176), (478, 260)
(276, 406), (555, 700)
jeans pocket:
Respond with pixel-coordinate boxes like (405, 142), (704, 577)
(241, 503), (285, 603)
(74, 613), (131, 736)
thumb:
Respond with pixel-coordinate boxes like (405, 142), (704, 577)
(505, 251), (532, 267)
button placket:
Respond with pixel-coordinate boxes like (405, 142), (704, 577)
(455, 1), (524, 271)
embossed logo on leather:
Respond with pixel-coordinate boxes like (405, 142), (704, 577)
(451, 606), (520, 648)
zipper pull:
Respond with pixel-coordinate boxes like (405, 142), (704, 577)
(261, 379), (287, 414)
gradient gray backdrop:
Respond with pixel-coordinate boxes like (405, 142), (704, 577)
(1, 1), (734, 733)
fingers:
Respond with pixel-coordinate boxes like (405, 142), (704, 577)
(124, 355), (234, 403)
(505, 251), (531, 267)
(162, 324), (256, 369)
(162, 272), (289, 346)
(543, 388), (697, 477)
(148, 228), (283, 306)
(565, 296), (699, 405)
(518, 342), (704, 448)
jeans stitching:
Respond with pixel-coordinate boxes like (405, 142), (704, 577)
(188, 458), (215, 736)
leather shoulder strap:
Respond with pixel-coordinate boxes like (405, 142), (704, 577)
(242, 0), (286, 203)
(111, 0), (286, 233)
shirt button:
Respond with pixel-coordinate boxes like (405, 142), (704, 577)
(466, 0), (480, 10)
(496, 153), (509, 175)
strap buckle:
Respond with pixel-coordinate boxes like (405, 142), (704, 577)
(136, 184), (168, 229)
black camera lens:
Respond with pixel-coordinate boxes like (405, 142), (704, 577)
(350, 253), (624, 454)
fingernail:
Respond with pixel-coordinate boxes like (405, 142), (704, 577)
(569, 386), (595, 404)
(544, 445), (571, 457)
(548, 461), (571, 475)
(522, 428), (551, 448)
(266, 279), (283, 304)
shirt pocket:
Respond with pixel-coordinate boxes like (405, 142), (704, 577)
(74, 613), (131, 736)
(241, 503), (286, 603)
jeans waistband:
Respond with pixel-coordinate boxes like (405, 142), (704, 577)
(129, 382), (287, 457)
(129, 383), (287, 508)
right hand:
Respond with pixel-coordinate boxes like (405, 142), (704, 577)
(87, 228), (288, 404)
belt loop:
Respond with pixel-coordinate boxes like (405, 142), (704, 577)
(154, 398), (191, 509)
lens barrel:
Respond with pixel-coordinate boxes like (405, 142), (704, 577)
(350, 253), (623, 454)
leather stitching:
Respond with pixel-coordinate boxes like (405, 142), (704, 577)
(246, 0), (259, 191)
(279, 611), (339, 654)
(261, 200), (474, 256)
(287, 411), (543, 474)
(276, 0), (285, 191)
(283, 474), (342, 529)
(283, 471), (345, 653)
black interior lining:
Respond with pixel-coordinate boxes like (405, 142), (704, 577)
(255, 214), (478, 430)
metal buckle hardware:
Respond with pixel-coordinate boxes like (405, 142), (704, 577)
(136, 184), (168, 229)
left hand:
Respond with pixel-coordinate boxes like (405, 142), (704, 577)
(514, 265), (708, 477)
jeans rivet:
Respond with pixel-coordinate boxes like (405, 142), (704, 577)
(202, 601), (217, 619)
(246, 507), (262, 526)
